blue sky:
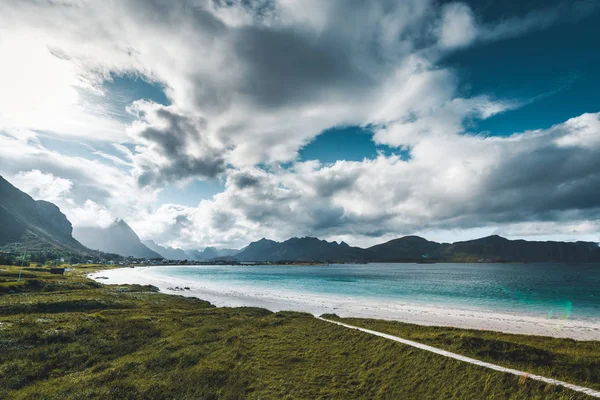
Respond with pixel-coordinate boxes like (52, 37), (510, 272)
(448, 6), (600, 136)
(0, 0), (599, 249)
(299, 127), (403, 164)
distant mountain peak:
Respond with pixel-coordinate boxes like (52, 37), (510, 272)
(184, 246), (240, 261)
(236, 236), (365, 262)
(74, 219), (161, 259)
(475, 235), (509, 243)
(143, 239), (187, 260)
(399, 235), (430, 241)
(114, 218), (132, 228)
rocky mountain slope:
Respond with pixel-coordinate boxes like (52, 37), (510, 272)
(0, 175), (92, 257)
(74, 219), (161, 259)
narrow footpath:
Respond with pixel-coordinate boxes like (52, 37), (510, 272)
(317, 317), (600, 398)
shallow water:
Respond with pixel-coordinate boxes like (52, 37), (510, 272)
(148, 263), (600, 321)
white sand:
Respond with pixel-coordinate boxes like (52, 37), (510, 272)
(89, 266), (600, 341)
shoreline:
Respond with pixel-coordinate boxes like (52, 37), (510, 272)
(89, 266), (600, 341)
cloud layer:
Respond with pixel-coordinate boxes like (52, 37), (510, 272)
(0, 0), (598, 248)
(130, 113), (600, 248)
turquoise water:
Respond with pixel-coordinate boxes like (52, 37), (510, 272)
(151, 263), (600, 320)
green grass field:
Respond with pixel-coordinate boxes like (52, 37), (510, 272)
(322, 316), (600, 392)
(0, 265), (597, 399)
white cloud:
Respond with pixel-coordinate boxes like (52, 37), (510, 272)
(0, 30), (128, 141)
(126, 112), (600, 249)
(13, 169), (73, 203)
(0, 132), (158, 229)
(435, 1), (599, 51)
(555, 113), (600, 148)
(437, 3), (477, 49)
(126, 101), (227, 185)
(372, 94), (516, 147)
(68, 200), (115, 229)
(0, 0), (508, 179)
(0, 0), (598, 250)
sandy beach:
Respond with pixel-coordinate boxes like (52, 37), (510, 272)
(89, 266), (600, 341)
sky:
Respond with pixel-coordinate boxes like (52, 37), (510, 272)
(1, 0), (599, 250)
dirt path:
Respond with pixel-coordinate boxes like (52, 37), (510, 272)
(317, 317), (600, 398)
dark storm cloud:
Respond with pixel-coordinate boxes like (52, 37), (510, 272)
(234, 26), (370, 108)
(137, 157), (225, 187)
(230, 172), (262, 189)
(134, 107), (226, 186)
(312, 174), (359, 198)
(307, 206), (347, 230)
(480, 143), (600, 221)
(227, 0), (441, 111)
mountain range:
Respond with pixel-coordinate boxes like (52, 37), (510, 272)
(235, 235), (600, 263)
(190, 247), (242, 260)
(236, 237), (365, 262)
(142, 241), (239, 261)
(1, 174), (599, 263)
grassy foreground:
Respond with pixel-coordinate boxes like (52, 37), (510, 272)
(322, 316), (600, 392)
(0, 266), (596, 399)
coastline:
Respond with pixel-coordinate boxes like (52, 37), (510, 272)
(89, 266), (600, 341)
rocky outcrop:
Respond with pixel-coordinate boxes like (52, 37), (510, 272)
(35, 200), (73, 240)
(0, 175), (90, 254)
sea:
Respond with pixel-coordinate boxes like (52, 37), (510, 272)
(142, 262), (600, 321)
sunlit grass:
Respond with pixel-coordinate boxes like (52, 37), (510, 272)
(0, 265), (593, 399)
(322, 315), (600, 391)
